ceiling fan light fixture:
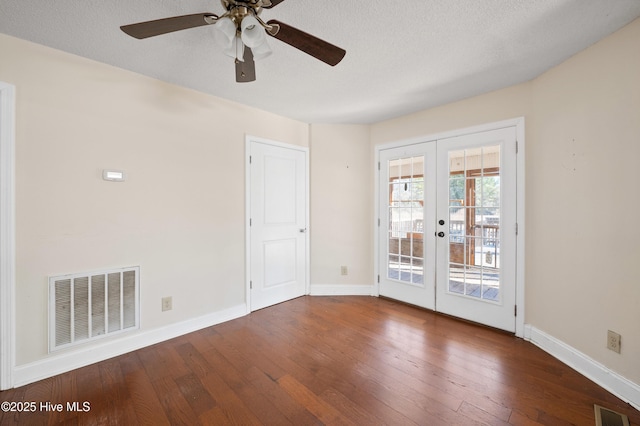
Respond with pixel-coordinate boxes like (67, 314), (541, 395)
(240, 15), (267, 48)
(251, 40), (272, 60)
(222, 36), (239, 59)
(224, 37), (246, 62)
(214, 16), (236, 49)
(235, 37), (245, 62)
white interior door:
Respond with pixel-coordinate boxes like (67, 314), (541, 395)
(378, 127), (518, 332)
(248, 139), (308, 311)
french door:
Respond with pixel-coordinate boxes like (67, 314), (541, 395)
(379, 142), (437, 310)
(379, 127), (517, 332)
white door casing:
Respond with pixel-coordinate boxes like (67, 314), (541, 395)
(0, 81), (16, 390)
(246, 137), (309, 312)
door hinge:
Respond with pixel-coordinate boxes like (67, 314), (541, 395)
(249, 218), (252, 226)
(250, 281), (253, 289)
(378, 218), (381, 227)
(249, 155), (252, 164)
(377, 275), (380, 283)
(514, 305), (517, 317)
(515, 222), (518, 235)
(515, 140), (519, 154)
(378, 161), (381, 171)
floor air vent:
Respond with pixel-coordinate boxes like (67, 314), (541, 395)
(49, 266), (140, 352)
(594, 404), (630, 426)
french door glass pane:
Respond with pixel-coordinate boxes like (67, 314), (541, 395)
(447, 145), (501, 302)
(387, 156), (425, 286)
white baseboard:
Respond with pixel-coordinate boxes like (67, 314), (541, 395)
(525, 325), (640, 411)
(12, 303), (247, 388)
(309, 284), (376, 296)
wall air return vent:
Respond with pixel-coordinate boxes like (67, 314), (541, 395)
(49, 266), (140, 352)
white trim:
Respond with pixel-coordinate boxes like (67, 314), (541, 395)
(373, 117), (526, 337)
(0, 82), (16, 390)
(372, 147), (381, 298)
(13, 303), (247, 388)
(514, 117), (526, 338)
(526, 325), (640, 411)
(375, 117), (521, 151)
(245, 135), (310, 312)
(309, 284), (376, 296)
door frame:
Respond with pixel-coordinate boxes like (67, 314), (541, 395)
(374, 117), (525, 337)
(245, 135), (310, 313)
(0, 81), (16, 390)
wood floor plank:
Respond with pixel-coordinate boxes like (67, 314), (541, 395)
(1, 296), (639, 425)
(96, 359), (138, 424)
(192, 339), (295, 425)
(137, 342), (190, 381)
(125, 370), (170, 426)
(508, 408), (546, 426)
(277, 374), (354, 425)
(458, 400), (512, 426)
(180, 333), (289, 424)
(244, 365), (320, 425)
(174, 373), (216, 419)
(117, 352), (171, 426)
(318, 386), (401, 426)
(150, 375), (202, 425)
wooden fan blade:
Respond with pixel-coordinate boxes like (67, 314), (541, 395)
(267, 20), (345, 66)
(263, 0), (287, 9)
(236, 47), (256, 83)
(121, 13), (217, 39)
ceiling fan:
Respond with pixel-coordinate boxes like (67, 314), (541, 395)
(120, 0), (346, 82)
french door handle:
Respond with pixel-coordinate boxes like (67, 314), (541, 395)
(436, 231), (445, 238)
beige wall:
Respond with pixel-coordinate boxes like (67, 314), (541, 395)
(527, 18), (640, 383)
(372, 18), (640, 384)
(0, 34), (309, 365)
(310, 124), (373, 286)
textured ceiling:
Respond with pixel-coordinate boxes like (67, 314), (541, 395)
(1, 1), (639, 124)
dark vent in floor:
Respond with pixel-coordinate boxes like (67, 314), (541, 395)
(594, 404), (630, 426)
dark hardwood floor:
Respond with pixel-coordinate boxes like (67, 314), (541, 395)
(1, 296), (638, 425)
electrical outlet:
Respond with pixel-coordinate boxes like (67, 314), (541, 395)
(162, 296), (172, 312)
(340, 266), (348, 276)
(607, 330), (621, 353)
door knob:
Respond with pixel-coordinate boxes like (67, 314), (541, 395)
(299, 228), (307, 233)
(437, 231), (445, 238)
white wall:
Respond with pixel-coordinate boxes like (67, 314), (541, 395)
(309, 124), (373, 291)
(0, 34), (308, 366)
(372, 18), (640, 386)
